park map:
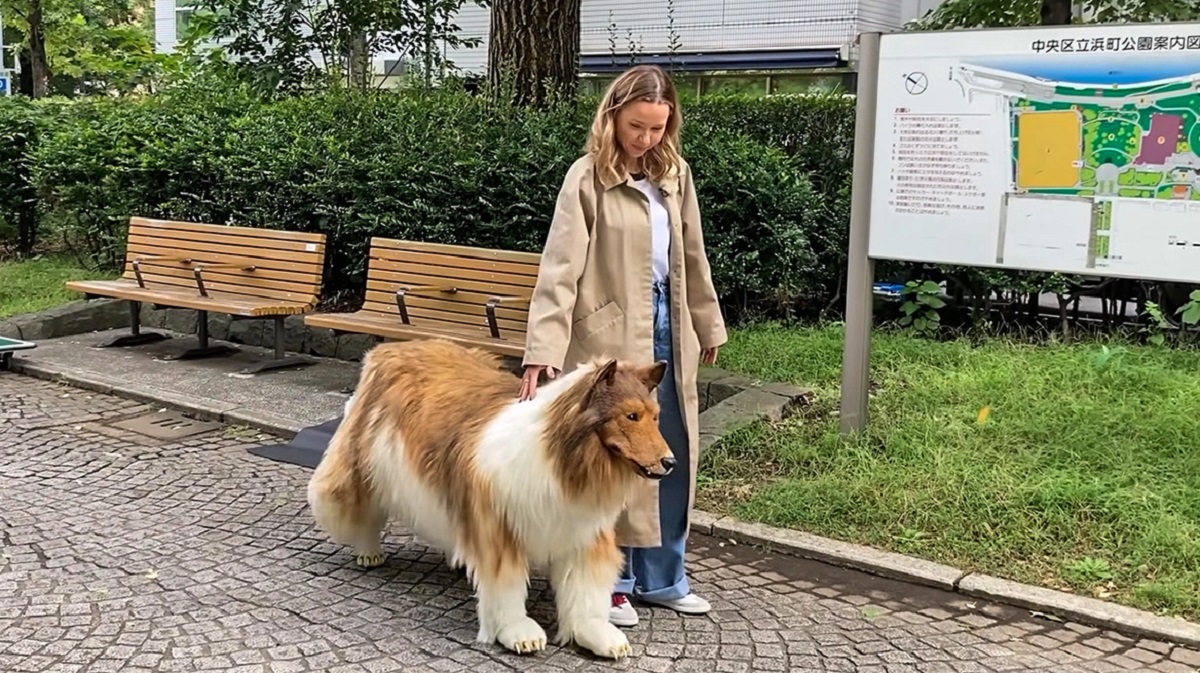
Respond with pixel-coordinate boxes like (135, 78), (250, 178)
(949, 60), (1200, 262)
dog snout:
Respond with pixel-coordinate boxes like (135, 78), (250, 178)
(660, 456), (676, 473)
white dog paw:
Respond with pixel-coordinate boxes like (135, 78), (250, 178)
(355, 551), (385, 568)
(496, 616), (547, 655)
(573, 619), (632, 660)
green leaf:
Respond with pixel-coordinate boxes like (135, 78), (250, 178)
(1181, 303), (1200, 326)
(920, 295), (948, 309)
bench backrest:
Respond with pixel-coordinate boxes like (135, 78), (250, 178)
(122, 217), (327, 308)
(362, 237), (541, 343)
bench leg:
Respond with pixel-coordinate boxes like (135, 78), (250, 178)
(1, 353), (11, 371)
(99, 301), (171, 348)
(237, 316), (313, 375)
(162, 310), (239, 361)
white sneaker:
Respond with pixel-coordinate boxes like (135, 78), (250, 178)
(641, 592), (711, 615)
(609, 593), (639, 627)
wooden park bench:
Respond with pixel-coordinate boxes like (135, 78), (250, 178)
(66, 217), (327, 375)
(304, 238), (539, 358)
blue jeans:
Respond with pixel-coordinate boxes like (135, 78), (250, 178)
(613, 279), (691, 602)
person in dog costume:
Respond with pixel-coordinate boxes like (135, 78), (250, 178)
(518, 64), (728, 628)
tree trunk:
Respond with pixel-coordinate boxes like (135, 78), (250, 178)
(27, 0), (51, 98)
(348, 33), (369, 90)
(487, 0), (581, 108)
(1040, 0), (1073, 25)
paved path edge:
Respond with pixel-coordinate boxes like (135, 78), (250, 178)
(11, 356), (1200, 650)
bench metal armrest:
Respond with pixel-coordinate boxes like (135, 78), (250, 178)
(394, 284), (457, 325)
(484, 294), (530, 339)
(131, 255), (194, 288)
(192, 261), (257, 297)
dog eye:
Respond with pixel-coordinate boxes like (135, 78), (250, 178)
(626, 412), (639, 421)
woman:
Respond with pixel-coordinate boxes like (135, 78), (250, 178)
(517, 64), (727, 628)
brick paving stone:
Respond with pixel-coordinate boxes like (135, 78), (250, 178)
(3, 373), (1200, 672)
(1172, 647), (1200, 666)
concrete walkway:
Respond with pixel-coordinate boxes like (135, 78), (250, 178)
(6, 327), (360, 435)
(4, 330), (1200, 672)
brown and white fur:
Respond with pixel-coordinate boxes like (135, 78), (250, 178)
(306, 338), (674, 660)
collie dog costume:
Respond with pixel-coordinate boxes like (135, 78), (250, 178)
(306, 339), (675, 660)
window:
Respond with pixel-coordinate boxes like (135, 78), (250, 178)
(770, 73), (852, 95)
(176, 0), (197, 40)
(700, 75), (769, 96)
(174, 0), (233, 44)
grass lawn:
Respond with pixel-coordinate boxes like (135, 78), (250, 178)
(701, 322), (1200, 621)
(0, 254), (109, 320)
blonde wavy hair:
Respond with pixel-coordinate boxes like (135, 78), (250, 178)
(585, 65), (683, 186)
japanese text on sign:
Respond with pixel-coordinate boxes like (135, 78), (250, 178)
(1032, 35), (1200, 52)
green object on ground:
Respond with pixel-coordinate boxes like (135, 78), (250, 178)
(0, 335), (35, 369)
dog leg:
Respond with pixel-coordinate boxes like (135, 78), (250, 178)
(549, 530), (631, 660)
(307, 475), (387, 568)
(472, 542), (545, 655)
(350, 506), (387, 568)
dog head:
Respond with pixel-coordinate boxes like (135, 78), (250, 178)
(580, 359), (675, 480)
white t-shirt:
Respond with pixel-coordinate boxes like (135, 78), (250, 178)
(631, 174), (671, 283)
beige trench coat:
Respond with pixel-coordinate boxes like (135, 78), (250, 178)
(522, 153), (728, 548)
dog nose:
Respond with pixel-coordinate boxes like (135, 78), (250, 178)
(660, 457), (676, 472)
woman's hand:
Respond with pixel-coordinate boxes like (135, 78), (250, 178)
(519, 364), (557, 401)
(701, 346), (719, 366)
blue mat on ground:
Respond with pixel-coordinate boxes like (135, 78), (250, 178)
(246, 417), (341, 469)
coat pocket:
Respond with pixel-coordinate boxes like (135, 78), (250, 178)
(573, 301), (624, 341)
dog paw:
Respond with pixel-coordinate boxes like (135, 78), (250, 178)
(572, 619), (632, 660)
(496, 617), (547, 655)
(355, 551), (385, 568)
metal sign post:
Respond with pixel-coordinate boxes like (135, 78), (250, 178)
(838, 31), (881, 436)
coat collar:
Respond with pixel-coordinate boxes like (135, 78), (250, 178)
(599, 165), (681, 197)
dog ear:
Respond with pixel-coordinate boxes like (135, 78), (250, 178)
(581, 358), (619, 410)
(594, 358), (619, 387)
(639, 361), (667, 392)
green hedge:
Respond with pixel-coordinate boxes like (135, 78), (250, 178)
(20, 82), (841, 319)
(0, 98), (61, 255)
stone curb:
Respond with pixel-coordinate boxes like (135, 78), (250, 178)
(0, 299), (129, 341)
(8, 355), (1200, 650)
(693, 512), (1200, 649)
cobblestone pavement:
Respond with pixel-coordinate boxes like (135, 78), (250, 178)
(3, 373), (1199, 673)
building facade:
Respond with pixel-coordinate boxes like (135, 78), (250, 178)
(156, 0), (946, 94)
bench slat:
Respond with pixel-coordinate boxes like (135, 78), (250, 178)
(361, 299), (529, 335)
(121, 270), (320, 304)
(131, 217), (325, 244)
(305, 313), (525, 358)
(373, 238), (540, 266)
(127, 225), (326, 255)
(370, 258), (540, 288)
(124, 263), (321, 296)
(362, 286), (530, 322)
(379, 249), (540, 278)
(366, 268), (533, 299)
(66, 280), (311, 316)
(125, 240), (324, 277)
